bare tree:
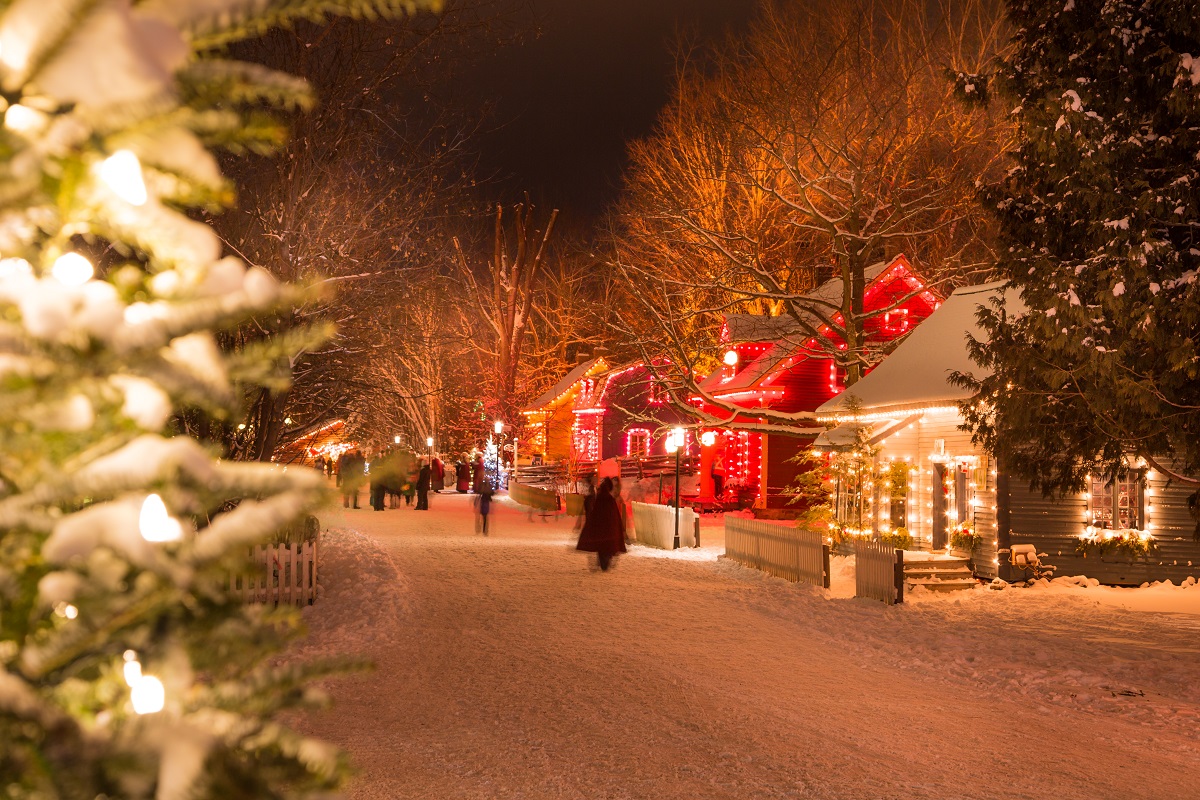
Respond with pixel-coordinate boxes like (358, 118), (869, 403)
(452, 197), (559, 423)
(204, 6), (505, 459)
(607, 0), (1012, 432)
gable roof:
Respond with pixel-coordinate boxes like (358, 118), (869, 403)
(816, 281), (1024, 418)
(521, 357), (608, 413)
(696, 342), (792, 397)
(702, 255), (935, 400)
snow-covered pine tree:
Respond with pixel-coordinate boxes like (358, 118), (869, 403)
(957, 0), (1200, 497)
(0, 1), (437, 797)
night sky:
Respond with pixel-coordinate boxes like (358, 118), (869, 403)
(457, 0), (756, 227)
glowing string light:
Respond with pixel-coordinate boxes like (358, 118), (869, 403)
(98, 150), (148, 205)
(51, 252), (93, 286)
(139, 494), (182, 542)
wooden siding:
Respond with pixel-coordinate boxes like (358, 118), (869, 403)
(1007, 475), (1200, 585)
(763, 433), (812, 509)
(596, 365), (693, 459)
(872, 412), (999, 578)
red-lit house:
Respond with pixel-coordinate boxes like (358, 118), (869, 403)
(568, 360), (695, 462)
(695, 255), (941, 513)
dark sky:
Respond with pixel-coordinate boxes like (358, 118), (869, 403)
(458, 0), (756, 228)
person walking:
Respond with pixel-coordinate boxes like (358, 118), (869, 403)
(431, 456), (445, 493)
(576, 477), (626, 571)
(474, 483), (494, 535)
(340, 449), (365, 509)
(472, 453), (486, 493)
(416, 460), (432, 510)
(455, 459), (470, 492)
(610, 476), (631, 544)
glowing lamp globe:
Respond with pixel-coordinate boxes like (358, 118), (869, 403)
(700, 430), (716, 447)
(426, 436), (434, 447)
(723, 349), (739, 366)
(494, 420), (504, 435)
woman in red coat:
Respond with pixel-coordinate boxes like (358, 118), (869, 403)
(576, 478), (627, 571)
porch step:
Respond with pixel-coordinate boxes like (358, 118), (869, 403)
(902, 556), (977, 593)
(907, 578), (980, 592)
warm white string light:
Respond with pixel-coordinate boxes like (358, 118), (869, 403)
(4, 103), (42, 133)
(51, 252), (94, 286)
(98, 150), (148, 205)
(139, 494), (182, 542)
(123, 650), (165, 715)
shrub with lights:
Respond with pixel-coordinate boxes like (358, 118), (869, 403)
(0, 1), (436, 797)
(1075, 527), (1157, 563)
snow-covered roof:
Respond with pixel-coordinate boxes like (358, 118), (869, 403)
(722, 315), (802, 343)
(721, 262), (893, 345)
(522, 357), (608, 413)
(696, 342), (792, 396)
(816, 281), (1023, 417)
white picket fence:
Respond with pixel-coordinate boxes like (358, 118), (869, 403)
(724, 518), (830, 588)
(230, 534), (320, 606)
(631, 501), (697, 549)
(854, 539), (903, 605)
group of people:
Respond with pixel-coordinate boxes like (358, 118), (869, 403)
(332, 447), (447, 511)
(327, 444), (626, 571)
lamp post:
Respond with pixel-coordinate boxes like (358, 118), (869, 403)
(493, 420), (504, 489)
(666, 427), (685, 549)
(426, 435), (434, 459)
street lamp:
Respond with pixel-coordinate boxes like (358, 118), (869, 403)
(494, 420), (503, 436)
(665, 427), (685, 549)
(393, 435), (400, 445)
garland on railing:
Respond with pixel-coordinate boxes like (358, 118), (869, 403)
(1075, 527), (1157, 560)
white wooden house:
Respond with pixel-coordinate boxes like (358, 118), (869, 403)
(815, 282), (1199, 585)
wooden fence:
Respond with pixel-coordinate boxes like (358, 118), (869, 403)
(853, 540), (904, 605)
(724, 518), (830, 588)
(230, 534), (320, 606)
(508, 482), (558, 512)
(631, 501), (698, 549)
(517, 455), (700, 492)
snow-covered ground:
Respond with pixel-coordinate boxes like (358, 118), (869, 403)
(290, 490), (1200, 799)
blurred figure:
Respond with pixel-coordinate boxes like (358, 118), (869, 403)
(576, 477), (625, 571)
(712, 451), (725, 499)
(455, 459), (470, 493)
(339, 449), (365, 509)
(431, 455), (445, 493)
(610, 476), (631, 544)
(474, 483), (494, 535)
(471, 453), (485, 493)
(416, 459), (431, 510)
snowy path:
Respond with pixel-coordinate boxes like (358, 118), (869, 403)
(292, 492), (1200, 799)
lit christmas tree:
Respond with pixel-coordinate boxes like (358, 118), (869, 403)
(484, 438), (502, 490)
(0, 1), (436, 797)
